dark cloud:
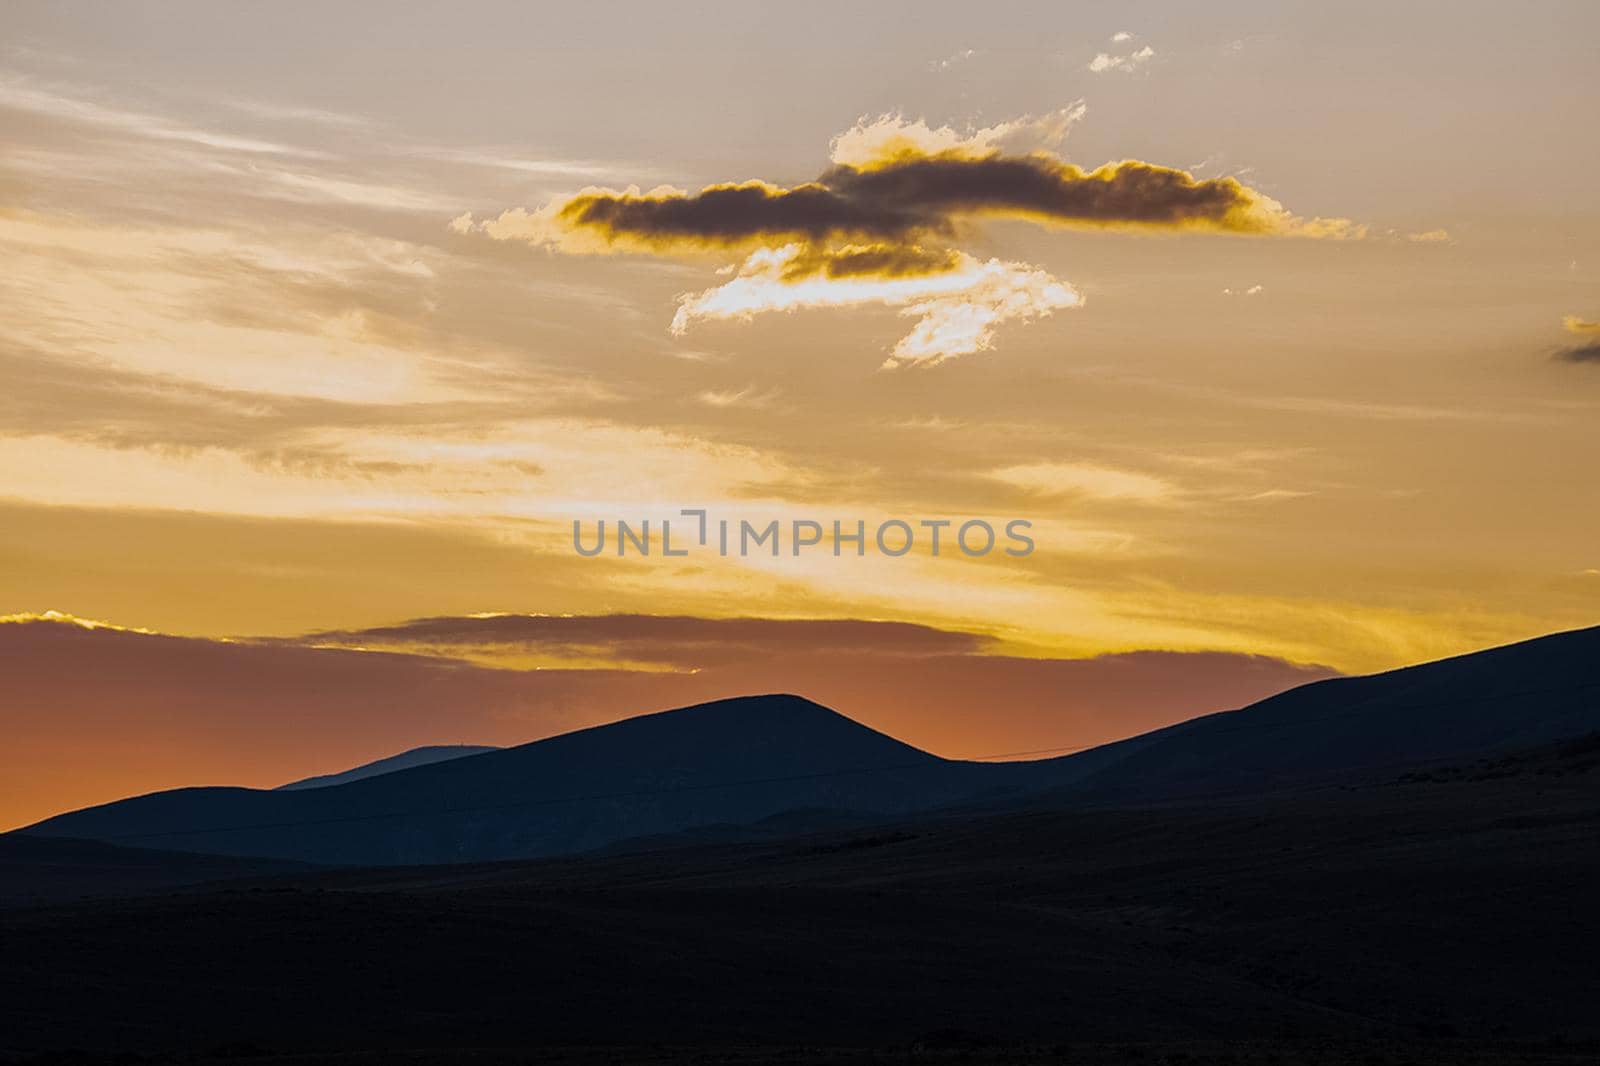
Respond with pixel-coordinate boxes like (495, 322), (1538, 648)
(821, 157), (1271, 231)
(475, 127), (1356, 362)
(780, 243), (963, 281)
(299, 613), (989, 666)
(1555, 343), (1600, 364)
(542, 156), (1333, 262)
(557, 180), (932, 246)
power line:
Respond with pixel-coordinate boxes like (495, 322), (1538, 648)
(63, 677), (1600, 845)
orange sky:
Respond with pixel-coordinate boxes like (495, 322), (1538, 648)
(1, 613), (1337, 830)
(1, 3), (1597, 827)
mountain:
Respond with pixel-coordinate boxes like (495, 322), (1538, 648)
(276, 744), (502, 790)
(6, 734), (1597, 1056)
(1038, 623), (1600, 800)
(20, 625), (1600, 867)
(20, 695), (1032, 865)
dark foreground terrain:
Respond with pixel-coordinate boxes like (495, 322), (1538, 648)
(3, 736), (1597, 1065)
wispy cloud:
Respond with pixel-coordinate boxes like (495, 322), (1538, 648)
(416, 146), (651, 183)
(697, 385), (780, 409)
(221, 97), (374, 130)
(0, 76), (321, 157)
(253, 166), (460, 212)
(990, 462), (1174, 503)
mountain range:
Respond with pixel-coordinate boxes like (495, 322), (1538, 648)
(19, 624), (1600, 867)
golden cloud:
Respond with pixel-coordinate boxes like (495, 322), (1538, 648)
(670, 245), (1081, 368)
(990, 462), (1174, 503)
(827, 108), (1087, 167)
(466, 111), (1361, 364)
(480, 158), (1353, 254)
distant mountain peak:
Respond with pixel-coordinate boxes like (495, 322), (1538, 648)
(276, 744), (502, 791)
(520, 692), (932, 762)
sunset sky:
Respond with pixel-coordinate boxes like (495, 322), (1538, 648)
(2, 2), (1597, 828)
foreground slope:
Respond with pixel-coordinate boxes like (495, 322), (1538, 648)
(0, 835), (314, 908)
(3, 741), (1596, 1059)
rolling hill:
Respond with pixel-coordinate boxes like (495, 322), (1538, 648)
(20, 694), (1033, 865)
(19, 625), (1600, 867)
(1047, 623), (1600, 800)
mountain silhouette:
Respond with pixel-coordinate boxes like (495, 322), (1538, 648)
(8, 729), (1597, 1054)
(276, 744), (502, 791)
(1041, 623), (1600, 799)
(20, 626), (1600, 866)
(21, 695), (1029, 865)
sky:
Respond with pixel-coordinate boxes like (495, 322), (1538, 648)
(1, 2), (1597, 827)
